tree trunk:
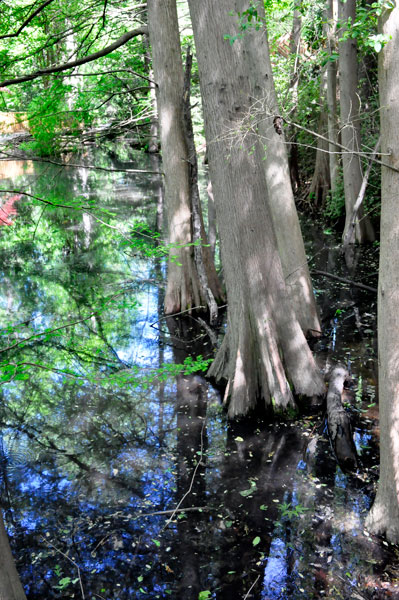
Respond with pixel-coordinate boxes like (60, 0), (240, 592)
(238, 0), (321, 337)
(143, 34), (159, 153)
(188, 0), (325, 418)
(325, 0), (339, 195)
(338, 0), (375, 243)
(309, 93), (331, 209)
(147, 0), (223, 316)
(288, 5), (302, 193)
(366, 4), (399, 544)
(0, 512), (27, 600)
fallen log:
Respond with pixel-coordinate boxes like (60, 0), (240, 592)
(326, 365), (357, 472)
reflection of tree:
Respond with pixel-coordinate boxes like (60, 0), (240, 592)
(166, 317), (209, 599)
(214, 422), (304, 599)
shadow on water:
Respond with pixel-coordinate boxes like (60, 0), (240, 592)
(0, 146), (398, 598)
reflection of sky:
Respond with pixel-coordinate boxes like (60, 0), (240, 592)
(262, 537), (288, 598)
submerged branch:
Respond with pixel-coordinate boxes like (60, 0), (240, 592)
(0, 151), (163, 175)
(312, 270), (377, 293)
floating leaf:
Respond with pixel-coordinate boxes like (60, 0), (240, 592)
(234, 436), (244, 442)
(252, 536), (261, 546)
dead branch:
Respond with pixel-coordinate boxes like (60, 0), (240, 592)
(312, 270), (377, 293)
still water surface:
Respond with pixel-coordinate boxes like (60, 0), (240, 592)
(0, 144), (398, 599)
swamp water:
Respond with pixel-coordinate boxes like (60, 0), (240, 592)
(0, 144), (398, 599)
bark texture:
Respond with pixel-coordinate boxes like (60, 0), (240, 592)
(338, 0), (375, 243)
(366, 5), (399, 543)
(147, 0), (222, 315)
(238, 0), (321, 337)
(325, 0), (339, 195)
(309, 102), (331, 209)
(0, 512), (27, 600)
(188, 0), (325, 418)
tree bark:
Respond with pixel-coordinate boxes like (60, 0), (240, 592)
(188, 0), (325, 418)
(338, 0), (375, 243)
(308, 99), (331, 209)
(182, 48), (220, 325)
(238, 0), (321, 337)
(288, 5), (302, 193)
(366, 4), (399, 544)
(147, 0), (223, 316)
(325, 0), (339, 195)
(143, 34), (159, 153)
(0, 512), (27, 600)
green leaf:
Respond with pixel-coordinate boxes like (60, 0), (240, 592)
(198, 592), (212, 600)
(252, 536), (261, 546)
(234, 436), (244, 442)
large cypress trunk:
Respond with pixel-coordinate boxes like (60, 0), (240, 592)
(188, 0), (325, 417)
(365, 5), (399, 544)
(338, 0), (375, 244)
(147, 0), (223, 316)
(239, 0), (321, 337)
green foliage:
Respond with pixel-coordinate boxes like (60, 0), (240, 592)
(278, 501), (308, 520)
(224, 1), (264, 45)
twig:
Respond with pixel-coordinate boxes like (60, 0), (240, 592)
(163, 418), (207, 530)
(133, 506), (210, 519)
(243, 574), (261, 599)
(41, 537), (85, 599)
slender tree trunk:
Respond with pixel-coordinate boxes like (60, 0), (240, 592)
(240, 0), (321, 337)
(366, 4), (399, 544)
(0, 512), (27, 600)
(325, 0), (339, 195)
(309, 77), (331, 209)
(147, 0), (223, 316)
(188, 0), (325, 418)
(338, 0), (375, 243)
(182, 49), (221, 324)
(288, 5), (302, 192)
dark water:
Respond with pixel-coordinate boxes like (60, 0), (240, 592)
(0, 144), (398, 599)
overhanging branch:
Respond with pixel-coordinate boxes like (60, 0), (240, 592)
(0, 26), (148, 88)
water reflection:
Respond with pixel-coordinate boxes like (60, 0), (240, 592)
(0, 147), (398, 599)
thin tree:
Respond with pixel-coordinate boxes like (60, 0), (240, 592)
(188, 0), (325, 418)
(147, 0), (223, 317)
(325, 0), (339, 195)
(365, 3), (399, 544)
(338, 0), (375, 243)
